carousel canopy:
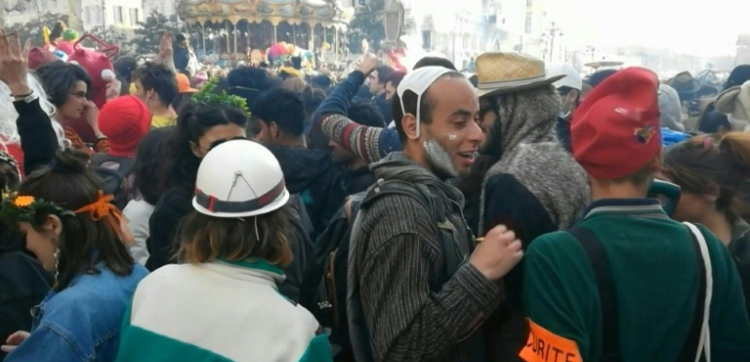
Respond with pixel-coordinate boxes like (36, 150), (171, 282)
(178, 0), (354, 27)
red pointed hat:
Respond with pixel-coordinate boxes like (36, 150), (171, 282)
(571, 67), (661, 180)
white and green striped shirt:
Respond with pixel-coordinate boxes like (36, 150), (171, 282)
(116, 260), (332, 362)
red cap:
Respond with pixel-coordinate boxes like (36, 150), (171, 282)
(98, 95), (151, 157)
(571, 67), (661, 180)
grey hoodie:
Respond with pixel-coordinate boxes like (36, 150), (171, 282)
(478, 86), (590, 235)
(658, 84), (686, 131)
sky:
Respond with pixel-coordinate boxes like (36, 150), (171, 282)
(549, 0), (750, 56)
(404, 0), (748, 57)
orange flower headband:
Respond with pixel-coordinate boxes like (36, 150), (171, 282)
(74, 191), (124, 240)
(0, 190), (124, 240)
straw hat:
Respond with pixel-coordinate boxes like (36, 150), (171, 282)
(475, 52), (565, 97)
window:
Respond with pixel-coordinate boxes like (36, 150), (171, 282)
(84, 7), (91, 23)
(130, 8), (140, 25)
(114, 6), (124, 24)
(526, 0), (533, 6)
(525, 15), (532, 34)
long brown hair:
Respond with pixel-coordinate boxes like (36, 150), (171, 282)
(19, 149), (134, 291)
(176, 205), (293, 267)
(663, 132), (750, 222)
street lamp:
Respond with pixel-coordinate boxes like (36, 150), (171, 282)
(383, 0), (405, 48)
(542, 21), (562, 62)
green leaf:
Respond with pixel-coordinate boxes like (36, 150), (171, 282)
(191, 78), (250, 116)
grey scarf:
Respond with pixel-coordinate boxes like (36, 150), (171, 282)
(478, 87), (590, 235)
(370, 152), (465, 218)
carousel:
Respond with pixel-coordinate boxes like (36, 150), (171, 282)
(178, 0), (354, 65)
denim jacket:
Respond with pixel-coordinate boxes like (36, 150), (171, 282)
(6, 263), (147, 362)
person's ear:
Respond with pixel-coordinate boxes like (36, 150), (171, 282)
(649, 152), (663, 175)
(401, 114), (418, 140)
(43, 214), (63, 238)
(703, 183), (721, 202)
(189, 141), (202, 158)
(270, 122), (280, 140)
(569, 89), (580, 101)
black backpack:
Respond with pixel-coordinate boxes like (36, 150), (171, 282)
(567, 225), (707, 362)
(90, 154), (136, 210)
(312, 179), (474, 361)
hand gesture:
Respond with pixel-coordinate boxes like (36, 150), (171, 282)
(157, 31), (173, 61)
(83, 100), (99, 127)
(1, 331), (30, 353)
(106, 79), (122, 102)
(0, 29), (31, 94)
(470, 225), (523, 281)
(358, 53), (380, 76)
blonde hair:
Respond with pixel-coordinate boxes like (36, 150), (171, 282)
(176, 206), (294, 267)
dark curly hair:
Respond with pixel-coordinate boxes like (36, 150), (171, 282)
(132, 62), (178, 107)
(166, 104), (248, 191)
(133, 127), (174, 205)
(34, 61), (92, 108)
(251, 88), (305, 137)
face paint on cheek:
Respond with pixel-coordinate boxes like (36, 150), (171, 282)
(423, 139), (459, 178)
(448, 133), (457, 141)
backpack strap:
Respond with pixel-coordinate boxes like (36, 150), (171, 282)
(348, 179), (463, 362)
(568, 225), (709, 362)
(362, 179), (460, 290)
(566, 226), (620, 362)
(678, 224), (708, 362)
(437, 220), (460, 285)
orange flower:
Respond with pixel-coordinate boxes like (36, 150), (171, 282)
(14, 196), (35, 208)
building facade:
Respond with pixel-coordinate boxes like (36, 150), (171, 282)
(737, 34), (750, 66)
(5, 0), (144, 31)
(80, 0), (142, 30)
(5, 0), (69, 26)
(143, 0), (179, 19)
(417, 0), (500, 69)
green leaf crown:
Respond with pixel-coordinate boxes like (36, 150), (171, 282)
(191, 77), (250, 116)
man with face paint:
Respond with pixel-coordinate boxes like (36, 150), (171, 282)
(347, 66), (524, 362)
(472, 53), (591, 361)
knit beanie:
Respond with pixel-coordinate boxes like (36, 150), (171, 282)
(98, 95), (151, 157)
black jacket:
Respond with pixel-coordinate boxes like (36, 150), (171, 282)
(268, 145), (348, 239)
(0, 233), (53, 362)
(341, 164), (377, 196)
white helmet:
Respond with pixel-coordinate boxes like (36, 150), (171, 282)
(547, 63), (582, 91)
(193, 139), (289, 218)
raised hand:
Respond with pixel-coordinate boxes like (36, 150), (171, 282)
(0, 28), (31, 95)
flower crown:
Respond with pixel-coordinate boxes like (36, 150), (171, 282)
(191, 77), (250, 116)
(0, 191), (123, 241)
(0, 193), (74, 224)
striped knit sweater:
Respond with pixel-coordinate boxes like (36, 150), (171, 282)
(348, 153), (500, 362)
(116, 260), (332, 362)
(321, 114), (401, 163)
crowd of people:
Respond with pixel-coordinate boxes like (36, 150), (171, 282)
(0, 26), (750, 362)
